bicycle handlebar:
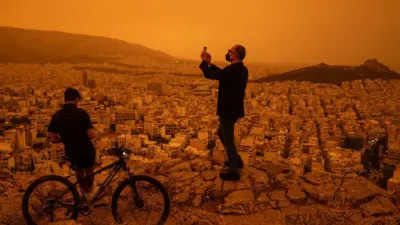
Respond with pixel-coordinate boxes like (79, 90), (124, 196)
(105, 147), (133, 158)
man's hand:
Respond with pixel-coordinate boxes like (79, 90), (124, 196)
(201, 52), (212, 65)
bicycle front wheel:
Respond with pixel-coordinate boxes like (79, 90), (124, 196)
(111, 175), (170, 225)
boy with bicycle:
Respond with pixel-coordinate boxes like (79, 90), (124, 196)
(47, 87), (97, 199)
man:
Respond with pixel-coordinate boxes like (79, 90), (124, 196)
(199, 45), (248, 180)
(48, 87), (97, 199)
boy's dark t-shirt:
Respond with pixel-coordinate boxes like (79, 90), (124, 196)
(48, 103), (95, 159)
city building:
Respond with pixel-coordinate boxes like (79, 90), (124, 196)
(82, 71), (88, 86)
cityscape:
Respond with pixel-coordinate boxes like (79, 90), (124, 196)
(1, 57), (400, 224)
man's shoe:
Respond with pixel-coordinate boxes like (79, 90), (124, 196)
(219, 167), (241, 181)
(224, 160), (244, 169)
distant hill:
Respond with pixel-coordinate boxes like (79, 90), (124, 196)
(253, 59), (400, 85)
(0, 26), (174, 63)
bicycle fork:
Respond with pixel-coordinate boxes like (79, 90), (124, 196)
(126, 172), (144, 208)
(130, 181), (144, 208)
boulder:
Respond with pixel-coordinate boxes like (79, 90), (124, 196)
(191, 159), (212, 172)
(286, 186), (307, 204)
(158, 158), (183, 174)
(234, 175), (252, 190)
(168, 161), (192, 173)
(192, 195), (203, 207)
(169, 172), (200, 182)
(273, 173), (293, 189)
(358, 216), (400, 225)
(256, 192), (269, 203)
(191, 176), (212, 195)
(212, 150), (226, 166)
(0, 180), (14, 189)
(210, 178), (236, 198)
(0, 169), (13, 180)
(301, 180), (335, 204)
(197, 220), (213, 225)
(249, 168), (269, 185)
(201, 171), (219, 181)
(212, 165), (222, 171)
(270, 190), (291, 208)
(168, 172), (199, 193)
(335, 175), (389, 207)
(172, 192), (190, 203)
(153, 175), (169, 186)
(360, 196), (399, 217)
(49, 220), (82, 225)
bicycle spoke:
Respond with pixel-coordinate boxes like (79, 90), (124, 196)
(33, 186), (50, 203)
(30, 203), (46, 222)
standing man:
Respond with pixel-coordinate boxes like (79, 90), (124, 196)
(47, 87), (97, 199)
(199, 45), (248, 181)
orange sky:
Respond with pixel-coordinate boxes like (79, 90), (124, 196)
(1, 0), (399, 67)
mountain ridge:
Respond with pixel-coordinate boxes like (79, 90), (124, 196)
(0, 26), (174, 63)
(252, 59), (400, 85)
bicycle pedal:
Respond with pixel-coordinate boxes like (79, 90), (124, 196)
(94, 203), (108, 208)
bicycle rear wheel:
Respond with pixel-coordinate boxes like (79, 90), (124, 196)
(111, 175), (170, 225)
(22, 175), (80, 225)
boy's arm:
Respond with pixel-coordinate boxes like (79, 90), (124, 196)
(48, 132), (63, 143)
(83, 111), (96, 139)
(47, 116), (62, 143)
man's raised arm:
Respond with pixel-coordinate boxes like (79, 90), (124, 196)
(199, 60), (228, 80)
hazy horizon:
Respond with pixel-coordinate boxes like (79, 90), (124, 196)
(1, 0), (399, 67)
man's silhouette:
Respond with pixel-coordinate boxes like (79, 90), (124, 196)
(199, 45), (248, 180)
(47, 87), (97, 199)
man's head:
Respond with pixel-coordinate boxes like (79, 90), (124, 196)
(225, 45), (246, 63)
(64, 87), (82, 104)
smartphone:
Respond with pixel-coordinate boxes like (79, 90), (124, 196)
(203, 47), (207, 53)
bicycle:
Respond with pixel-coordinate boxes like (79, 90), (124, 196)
(22, 147), (170, 225)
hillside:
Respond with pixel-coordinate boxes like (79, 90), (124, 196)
(1, 154), (399, 225)
(253, 59), (400, 85)
(0, 26), (174, 63)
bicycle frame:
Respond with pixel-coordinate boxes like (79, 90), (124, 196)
(56, 157), (131, 204)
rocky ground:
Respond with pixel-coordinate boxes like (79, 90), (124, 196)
(1, 151), (400, 225)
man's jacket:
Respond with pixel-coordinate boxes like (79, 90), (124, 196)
(199, 60), (248, 120)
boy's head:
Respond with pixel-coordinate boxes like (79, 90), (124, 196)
(64, 87), (82, 103)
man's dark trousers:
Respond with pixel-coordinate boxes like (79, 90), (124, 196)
(217, 116), (243, 170)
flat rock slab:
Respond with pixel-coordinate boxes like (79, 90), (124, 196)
(221, 210), (285, 225)
(221, 189), (255, 214)
(360, 196), (399, 217)
(49, 220), (82, 225)
(286, 186), (307, 204)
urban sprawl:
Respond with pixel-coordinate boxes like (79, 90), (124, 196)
(1, 62), (400, 196)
